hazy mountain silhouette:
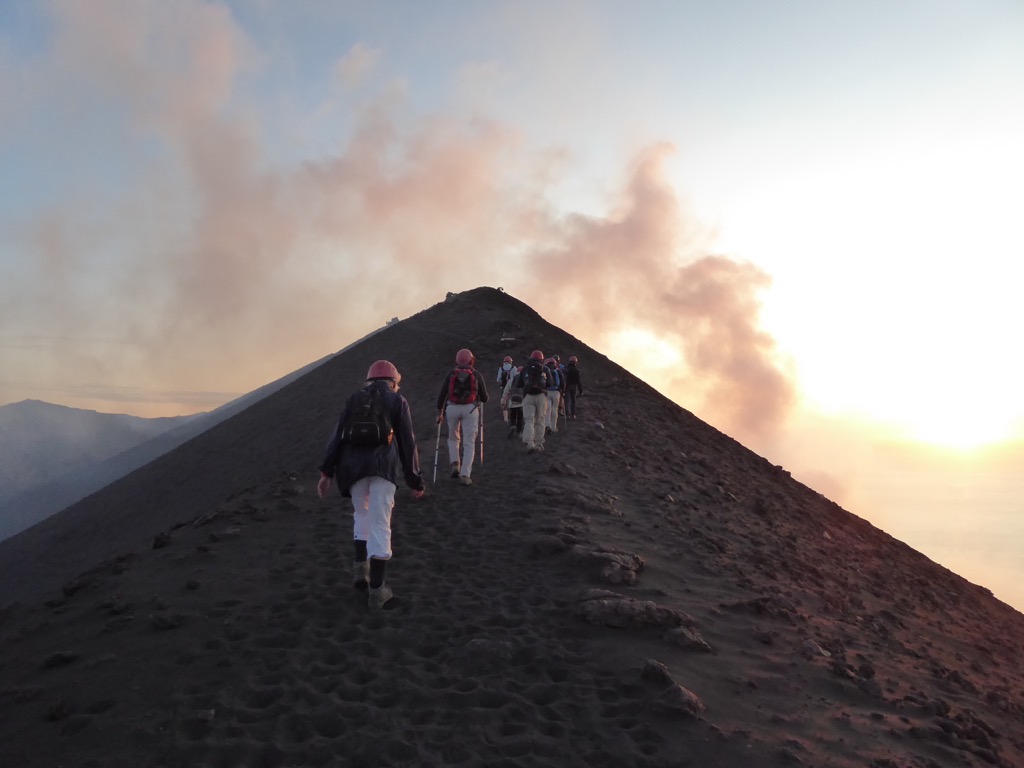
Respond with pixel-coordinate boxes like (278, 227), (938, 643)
(1, 287), (1021, 768)
(0, 401), (197, 540)
(0, 399), (192, 493)
(0, 331), (383, 542)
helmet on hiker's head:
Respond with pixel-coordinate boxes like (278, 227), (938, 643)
(569, 355), (578, 364)
(544, 358), (554, 365)
(366, 360), (401, 384)
(503, 356), (513, 364)
(530, 349), (544, 361)
(455, 348), (474, 367)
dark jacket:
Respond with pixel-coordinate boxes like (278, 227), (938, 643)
(319, 380), (424, 496)
(435, 367), (489, 412)
(564, 363), (583, 394)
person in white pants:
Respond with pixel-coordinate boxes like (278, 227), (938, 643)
(317, 360), (425, 610)
(435, 347), (489, 485)
(543, 357), (562, 434)
(518, 350), (549, 453)
(445, 401), (479, 480)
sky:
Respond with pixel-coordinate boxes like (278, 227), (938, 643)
(2, 1), (1023, 607)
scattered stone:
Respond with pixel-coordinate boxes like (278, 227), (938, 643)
(576, 589), (688, 629)
(654, 684), (705, 718)
(663, 626), (713, 653)
(152, 532), (172, 549)
(570, 545), (645, 585)
(802, 639), (831, 658)
(641, 659), (675, 686)
(723, 595), (799, 622)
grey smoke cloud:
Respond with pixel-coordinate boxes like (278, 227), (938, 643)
(1, 3), (794, 439)
(520, 145), (795, 437)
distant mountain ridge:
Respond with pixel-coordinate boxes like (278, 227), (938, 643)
(0, 319), (392, 543)
(0, 357), (329, 542)
(0, 399), (194, 494)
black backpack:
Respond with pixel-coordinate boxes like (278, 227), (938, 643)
(521, 360), (547, 395)
(498, 366), (513, 389)
(341, 387), (394, 446)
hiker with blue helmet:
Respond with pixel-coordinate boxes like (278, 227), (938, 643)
(436, 348), (489, 486)
(317, 359), (425, 610)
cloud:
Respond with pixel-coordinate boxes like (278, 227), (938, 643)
(519, 144), (796, 438)
(1, 3), (793, 436)
(335, 43), (381, 88)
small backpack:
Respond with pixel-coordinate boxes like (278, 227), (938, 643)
(448, 367), (479, 404)
(342, 387), (394, 446)
(521, 360), (547, 395)
(498, 365), (513, 389)
(546, 365), (561, 389)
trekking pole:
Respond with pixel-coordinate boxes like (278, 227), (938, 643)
(478, 403), (485, 465)
(432, 410), (443, 484)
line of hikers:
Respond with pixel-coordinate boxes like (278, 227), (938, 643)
(316, 347), (584, 610)
(495, 350), (584, 453)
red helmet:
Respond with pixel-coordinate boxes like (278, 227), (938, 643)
(455, 348), (474, 366)
(503, 355), (513, 363)
(530, 349), (544, 360)
(569, 355), (578, 364)
(544, 357), (554, 365)
(366, 360), (401, 383)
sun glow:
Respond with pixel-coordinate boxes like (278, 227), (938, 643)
(892, 410), (1019, 453)
(604, 328), (684, 373)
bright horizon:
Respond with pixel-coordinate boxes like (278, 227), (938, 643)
(2, 2), (1023, 609)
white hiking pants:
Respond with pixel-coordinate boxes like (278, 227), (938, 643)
(445, 402), (480, 477)
(545, 390), (561, 432)
(521, 393), (548, 450)
(350, 475), (396, 560)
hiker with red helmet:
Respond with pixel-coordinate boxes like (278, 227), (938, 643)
(317, 359), (425, 610)
(563, 355), (584, 420)
(436, 348), (489, 486)
(515, 349), (549, 453)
